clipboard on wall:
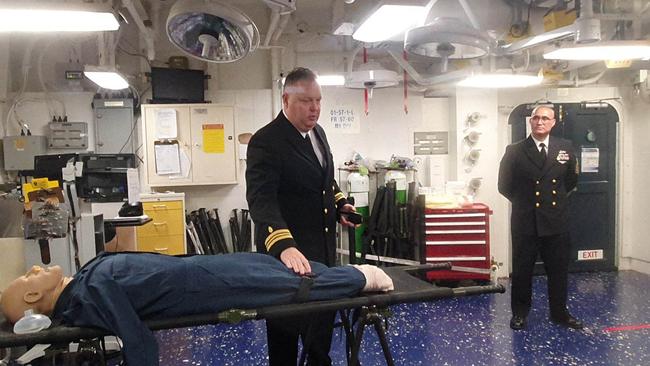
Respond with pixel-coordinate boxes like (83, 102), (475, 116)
(154, 140), (181, 175)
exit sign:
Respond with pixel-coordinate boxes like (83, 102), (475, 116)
(577, 249), (604, 261)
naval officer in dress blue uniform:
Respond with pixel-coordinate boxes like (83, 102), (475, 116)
(246, 67), (357, 365)
(498, 105), (583, 330)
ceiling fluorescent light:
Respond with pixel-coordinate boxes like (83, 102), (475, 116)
(353, 4), (428, 43)
(84, 66), (129, 90)
(543, 41), (650, 61)
(0, 6), (119, 32)
(458, 72), (543, 88)
(317, 75), (346, 86)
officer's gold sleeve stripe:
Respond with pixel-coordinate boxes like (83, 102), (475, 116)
(335, 192), (345, 202)
(265, 229), (293, 250)
(266, 234), (290, 251)
(266, 233), (293, 251)
(266, 229), (291, 243)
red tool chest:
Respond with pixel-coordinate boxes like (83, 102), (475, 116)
(421, 203), (492, 282)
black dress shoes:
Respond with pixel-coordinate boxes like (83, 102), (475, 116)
(552, 315), (584, 330)
(510, 315), (527, 330)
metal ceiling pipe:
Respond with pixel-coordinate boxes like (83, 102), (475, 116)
(272, 13), (291, 42)
(271, 47), (282, 116)
(557, 68), (607, 87)
(264, 8), (281, 47)
(122, 0), (155, 60)
(575, 0), (601, 43)
(457, 0), (482, 30)
(345, 44), (364, 76)
(386, 49), (474, 86)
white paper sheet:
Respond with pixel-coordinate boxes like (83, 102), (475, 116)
(169, 148), (191, 179)
(581, 147), (599, 173)
(154, 109), (178, 139)
(154, 142), (181, 175)
(126, 168), (140, 203)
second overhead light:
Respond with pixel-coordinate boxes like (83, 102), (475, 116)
(405, 17), (490, 59)
(345, 62), (399, 97)
(405, 17), (491, 72)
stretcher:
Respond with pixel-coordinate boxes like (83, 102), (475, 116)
(0, 263), (505, 365)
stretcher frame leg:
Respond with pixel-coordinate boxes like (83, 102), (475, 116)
(347, 306), (395, 366)
(338, 310), (358, 366)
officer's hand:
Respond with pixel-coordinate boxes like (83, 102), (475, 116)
(339, 204), (357, 227)
(280, 247), (312, 275)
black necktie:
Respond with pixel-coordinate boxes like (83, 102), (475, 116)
(304, 134), (314, 152)
(304, 134), (317, 161)
(539, 143), (547, 163)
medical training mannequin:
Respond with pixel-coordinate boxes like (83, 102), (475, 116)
(1, 251), (393, 366)
(1, 264), (71, 323)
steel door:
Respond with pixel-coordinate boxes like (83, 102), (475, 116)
(508, 102), (617, 272)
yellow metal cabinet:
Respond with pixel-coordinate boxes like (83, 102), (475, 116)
(136, 193), (186, 255)
(141, 103), (237, 187)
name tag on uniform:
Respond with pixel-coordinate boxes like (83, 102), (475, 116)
(556, 150), (570, 164)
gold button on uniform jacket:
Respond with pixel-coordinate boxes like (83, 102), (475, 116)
(498, 136), (578, 236)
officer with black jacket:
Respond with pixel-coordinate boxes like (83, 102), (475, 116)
(498, 104), (583, 331)
(246, 67), (356, 365)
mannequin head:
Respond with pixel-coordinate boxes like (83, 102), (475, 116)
(0, 265), (70, 323)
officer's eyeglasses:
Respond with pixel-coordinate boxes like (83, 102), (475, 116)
(531, 115), (553, 123)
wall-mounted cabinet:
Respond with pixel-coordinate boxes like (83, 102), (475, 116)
(141, 103), (237, 187)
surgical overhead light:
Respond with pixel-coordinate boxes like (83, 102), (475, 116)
(543, 41), (650, 61)
(352, 3), (429, 43)
(458, 71), (543, 88)
(0, 2), (119, 32)
(83, 66), (129, 90)
(166, 0), (260, 63)
(345, 62), (399, 97)
(405, 18), (490, 72)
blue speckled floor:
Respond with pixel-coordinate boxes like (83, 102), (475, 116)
(155, 271), (650, 365)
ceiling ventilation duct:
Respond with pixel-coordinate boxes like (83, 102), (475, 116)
(166, 0), (260, 63)
(404, 17), (490, 72)
(345, 62), (399, 97)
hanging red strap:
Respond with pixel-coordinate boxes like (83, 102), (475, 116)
(362, 47), (369, 115)
(403, 50), (408, 115)
(364, 89), (369, 116)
